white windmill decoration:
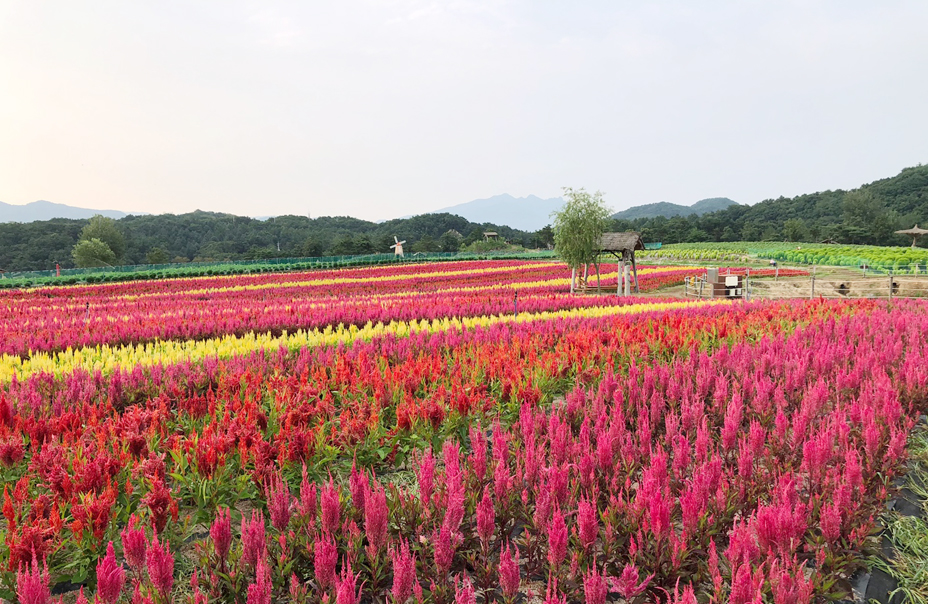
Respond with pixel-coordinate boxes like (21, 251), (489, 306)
(390, 235), (406, 257)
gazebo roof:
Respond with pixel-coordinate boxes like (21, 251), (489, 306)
(600, 232), (645, 252)
(896, 224), (928, 236)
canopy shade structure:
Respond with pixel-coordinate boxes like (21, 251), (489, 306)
(895, 225), (928, 247)
(598, 232), (645, 294)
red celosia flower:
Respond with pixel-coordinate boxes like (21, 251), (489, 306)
(96, 541), (125, 604)
(146, 533), (174, 597)
(210, 507), (232, 562)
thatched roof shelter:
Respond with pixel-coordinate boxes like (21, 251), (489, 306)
(598, 232), (645, 294)
(895, 225), (928, 247)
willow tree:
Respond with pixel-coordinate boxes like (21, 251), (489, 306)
(551, 188), (612, 293)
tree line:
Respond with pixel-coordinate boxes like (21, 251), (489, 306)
(0, 211), (555, 271)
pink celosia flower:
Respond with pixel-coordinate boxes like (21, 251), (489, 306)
(146, 533), (174, 597)
(476, 487), (495, 546)
(267, 473), (292, 532)
(210, 507), (232, 562)
(547, 507), (567, 569)
(335, 562), (360, 604)
(96, 542), (126, 604)
(417, 450), (435, 508)
(543, 578), (566, 604)
(321, 479), (342, 535)
(299, 465), (318, 520)
(349, 463), (367, 512)
(820, 502), (842, 544)
(577, 499), (598, 550)
(499, 542), (521, 598)
(16, 554), (51, 604)
(729, 563), (764, 604)
(583, 566), (607, 604)
(433, 523), (460, 578)
(121, 515), (148, 573)
(241, 510), (267, 568)
(314, 534), (338, 589)
(391, 539), (417, 603)
(365, 482), (389, 556)
(454, 575), (476, 604)
(611, 563), (652, 599)
(246, 557), (272, 604)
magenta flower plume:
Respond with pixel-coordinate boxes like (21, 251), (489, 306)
(121, 515), (148, 573)
(246, 557), (272, 604)
(16, 554), (51, 604)
(546, 507), (567, 569)
(365, 482), (389, 556)
(314, 533), (338, 589)
(583, 566), (607, 604)
(267, 473), (292, 532)
(499, 542), (521, 598)
(321, 478), (342, 535)
(241, 510), (267, 568)
(577, 499), (598, 550)
(335, 561), (360, 604)
(146, 533), (175, 597)
(612, 563), (653, 599)
(96, 542), (126, 604)
(391, 539), (417, 603)
(210, 507), (232, 562)
(454, 575), (476, 604)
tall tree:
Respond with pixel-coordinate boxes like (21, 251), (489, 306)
(79, 215), (127, 260)
(72, 238), (116, 267)
(551, 188), (612, 292)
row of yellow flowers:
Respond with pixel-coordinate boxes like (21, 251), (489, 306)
(0, 299), (728, 383)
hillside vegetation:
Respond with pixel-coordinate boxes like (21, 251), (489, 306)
(614, 164), (928, 246)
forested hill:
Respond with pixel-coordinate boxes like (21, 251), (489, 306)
(0, 211), (535, 271)
(613, 164), (928, 246)
(612, 197), (737, 220)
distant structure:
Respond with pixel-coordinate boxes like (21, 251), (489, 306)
(483, 231), (499, 242)
(895, 225), (928, 248)
(599, 232), (645, 295)
(390, 236), (406, 257)
(444, 229), (463, 240)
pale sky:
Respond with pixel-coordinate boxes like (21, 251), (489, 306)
(2, 1), (926, 221)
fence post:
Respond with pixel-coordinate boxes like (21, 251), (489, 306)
(889, 270), (893, 300)
(810, 266), (815, 299)
(699, 278), (704, 300)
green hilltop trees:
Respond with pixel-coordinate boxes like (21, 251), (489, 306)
(72, 215), (126, 267)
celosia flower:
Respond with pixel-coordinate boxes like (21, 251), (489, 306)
(321, 479), (341, 535)
(96, 542), (125, 604)
(16, 554), (51, 604)
(391, 539), (417, 603)
(315, 533), (338, 589)
(146, 534), (174, 597)
(454, 575), (476, 604)
(577, 499), (598, 550)
(246, 557), (272, 604)
(583, 566), (607, 604)
(209, 507), (232, 563)
(241, 511), (267, 568)
(267, 473), (292, 532)
(365, 482), (389, 556)
(121, 515), (148, 573)
(417, 450), (435, 509)
(433, 523), (459, 578)
(611, 563), (652, 599)
(499, 542), (521, 598)
(476, 487), (495, 546)
(335, 562), (360, 604)
(546, 507), (567, 569)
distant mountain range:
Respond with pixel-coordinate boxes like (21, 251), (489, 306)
(431, 194), (565, 232)
(612, 197), (738, 220)
(0, 200), (132, 223)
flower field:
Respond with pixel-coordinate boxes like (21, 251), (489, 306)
(0, 259), (918, 604)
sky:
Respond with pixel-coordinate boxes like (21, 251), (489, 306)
(1, 1), (927, 222)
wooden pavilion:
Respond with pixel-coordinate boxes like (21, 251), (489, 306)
(895, 225), (928, 248)
(599, 231), (644, 295)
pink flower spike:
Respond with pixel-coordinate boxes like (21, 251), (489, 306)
(499, 542), (521, 598)
(16, 554), (51, 604)
(121, 515), (148, 573)
(96, 542), (126, 604)
(145, 533), (175, 597)
(210, 507), (232, 562)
